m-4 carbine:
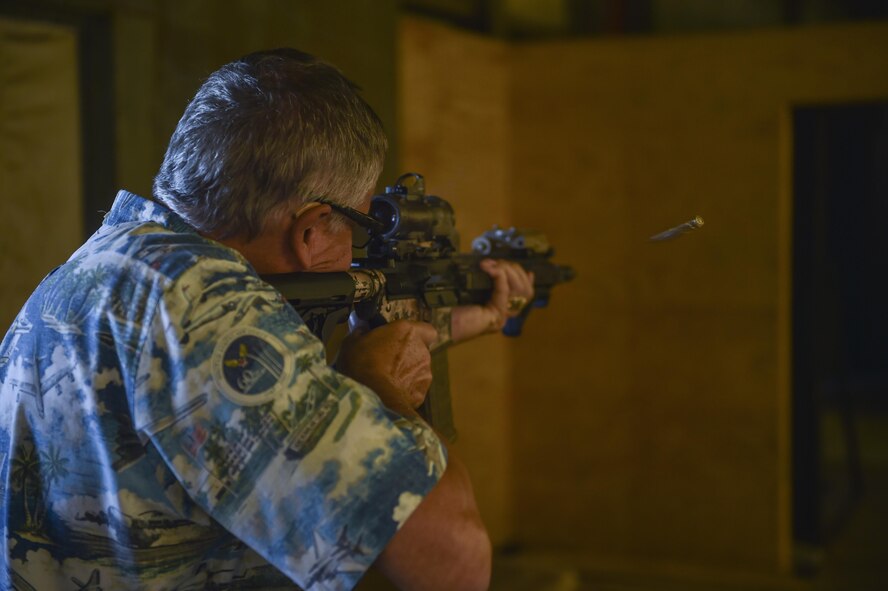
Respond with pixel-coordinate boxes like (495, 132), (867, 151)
(264, 173), (574, 441)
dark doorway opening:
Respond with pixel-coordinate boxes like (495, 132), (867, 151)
(792, 102), (888, 567)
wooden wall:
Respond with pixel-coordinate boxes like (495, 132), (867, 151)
(398, 22), (513, 543)
(6, 0), (887, 579)
(0, 0), (399, 327)
(113, 0), (399, 200)
(0, 18), (81, 331)
(400, 15), (888, 573)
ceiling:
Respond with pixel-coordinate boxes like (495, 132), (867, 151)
(402, 0), (888, 40)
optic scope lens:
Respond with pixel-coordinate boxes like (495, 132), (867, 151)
(371, 200), (398, 233)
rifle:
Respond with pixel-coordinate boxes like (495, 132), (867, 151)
(264, 173), (574, 441)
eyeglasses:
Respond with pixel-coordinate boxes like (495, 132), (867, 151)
(313, 197), (387, 249)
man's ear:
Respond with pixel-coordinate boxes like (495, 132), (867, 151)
(289, 202), (332, 270)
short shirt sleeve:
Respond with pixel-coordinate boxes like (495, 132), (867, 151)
(131, 258), (446, 590)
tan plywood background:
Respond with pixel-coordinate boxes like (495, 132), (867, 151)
(398, 23), (514, 541)
(4, 3), (887, 582)
(0, 18), (82, 330)
(401, 16), (888, 573)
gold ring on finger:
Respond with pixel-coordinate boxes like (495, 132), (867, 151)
(507, 296), (528, 312)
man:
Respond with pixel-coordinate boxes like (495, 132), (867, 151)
(0, 49), (532, 590)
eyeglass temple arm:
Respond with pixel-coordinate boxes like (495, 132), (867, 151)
(315, 197), (387, 235)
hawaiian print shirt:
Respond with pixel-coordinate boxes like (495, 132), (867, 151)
(0, 190), (446, 590)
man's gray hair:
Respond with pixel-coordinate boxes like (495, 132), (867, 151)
(153, 48), (387, 240)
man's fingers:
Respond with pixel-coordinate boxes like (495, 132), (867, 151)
(411, 371), (434, 408)
(502, 262), (534, 298)
(487, 261), (535, 318)
(480, 259), (510, 306)
(479, 258), (501, 277)
(408, 321), (439, 348)
(400, 324), (435, 408)
(482, 259), (534, 298)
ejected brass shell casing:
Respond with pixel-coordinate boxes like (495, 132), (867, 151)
(649, 216), (705, 242)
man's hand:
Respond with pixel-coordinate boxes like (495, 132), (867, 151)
(334, 320), (437, 417)
(451, 259), (535, 343)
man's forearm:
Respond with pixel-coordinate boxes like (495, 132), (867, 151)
(374, 447), (491, 591)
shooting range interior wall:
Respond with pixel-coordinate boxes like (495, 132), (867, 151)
(398, 22), (514, 547)
(0, 0), (399, 332)
(110, 0), (400, 204)
(4, 1), (887, 587)
(400, 15), (888, 576)
(0, 17), (82, 332)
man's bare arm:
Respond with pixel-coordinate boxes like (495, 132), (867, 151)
(374, 448), (491, 591)
(335, 321), (492, 590)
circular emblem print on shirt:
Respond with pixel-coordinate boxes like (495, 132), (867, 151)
(211, 327), (293, 406)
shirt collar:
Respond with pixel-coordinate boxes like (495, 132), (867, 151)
(102, 190), (196, 235)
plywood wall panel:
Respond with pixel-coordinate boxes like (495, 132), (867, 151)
(0, 18), (81, 330)
(399, 18), (514, 544)
(400, 16), (888, 574)
(508, 23), (888, 571)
